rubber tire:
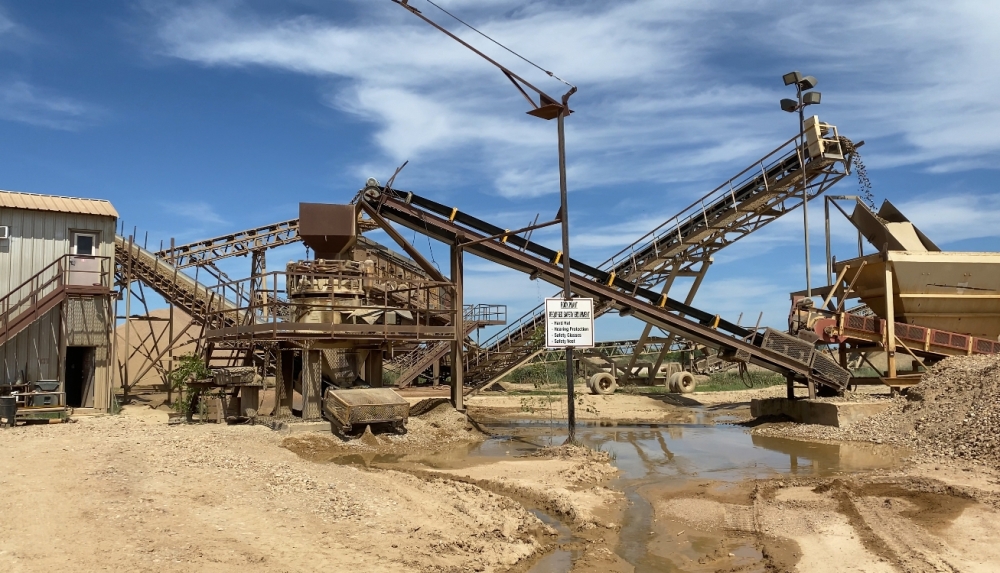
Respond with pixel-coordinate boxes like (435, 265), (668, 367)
(669, 371), (697, 394)
(589, 372), (617, 395)
(666, 377), (678, 393)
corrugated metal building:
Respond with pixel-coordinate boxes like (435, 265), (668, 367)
(0, 190), (117, 413)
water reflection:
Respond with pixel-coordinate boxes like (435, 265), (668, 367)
(477, 421), (904, 481)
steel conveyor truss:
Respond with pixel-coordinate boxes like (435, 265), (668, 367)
(358, 181), (851, 394)
(457, 119), (854, 384)
(115, 215), (437, 378)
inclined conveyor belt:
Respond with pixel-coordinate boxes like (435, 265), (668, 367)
(360, 187), (850, 392)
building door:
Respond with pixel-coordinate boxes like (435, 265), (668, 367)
(65, 347), (96, 408)
(69, 232), (101, 286)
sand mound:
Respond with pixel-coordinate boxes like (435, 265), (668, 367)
(897, 354), (1000, 462)
(785, 355), (1000, 465)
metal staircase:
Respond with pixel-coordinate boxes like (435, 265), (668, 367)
(0, 255), (112, 348)
(388, 304), (506, 388)
(462, 119), (852, 385)
(116, 221), (474, 377)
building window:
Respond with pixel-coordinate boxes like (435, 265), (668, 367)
(72, 232), (98, 256)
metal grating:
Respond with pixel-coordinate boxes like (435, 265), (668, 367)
(846, 313), (879, 334)
(761, 328), (814, 367)
(895, 323), (926, 343)
(846, 314), (867, 331)
(951, 334), (968, 350)
(933, 331), (950, 346)
(811, 351), (850, 390)
(975, 338), (1000, 354)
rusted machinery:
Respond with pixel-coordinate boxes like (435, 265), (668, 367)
(790, 197), (1000, 390)
(199, 201), (464, 426)
(358, 183), (852, 396)
(324, 388), (409, 434)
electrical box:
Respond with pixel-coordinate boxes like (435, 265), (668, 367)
(0, 226), (8, 239)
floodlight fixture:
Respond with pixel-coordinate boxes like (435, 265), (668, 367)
(802, 91), (822, 105)
(783, 71), (802, 86)
(780, 70), (825, 300)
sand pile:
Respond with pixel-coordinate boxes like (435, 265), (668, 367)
(895, 354), (1000, 462)
(760, 354), (1000, 465)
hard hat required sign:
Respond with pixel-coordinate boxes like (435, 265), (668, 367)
(545, 297), (595, 349)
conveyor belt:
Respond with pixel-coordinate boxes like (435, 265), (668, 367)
(461, 120), (851, 384)
(359, 186), (851, 392)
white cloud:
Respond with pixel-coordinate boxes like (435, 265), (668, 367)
(0, 10), (98, 131)
(146, 0), (1000, 202)
(0, 81), (100, 130)
(895, 193), (1000, 246)
(161, 200), (228, 226)
(141, 0), (1000, 338)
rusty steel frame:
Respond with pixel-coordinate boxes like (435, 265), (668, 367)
(359, 187), (850, 393)
(200, 269), (460, 344)
(456, 127), (852, 386)
(154, 218), (377, 270)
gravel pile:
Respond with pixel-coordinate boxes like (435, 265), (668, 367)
(755, 354), (1000, 465)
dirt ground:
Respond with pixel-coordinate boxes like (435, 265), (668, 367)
(2, 384), (999, 572)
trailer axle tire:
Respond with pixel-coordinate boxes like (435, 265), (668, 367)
(589, 372), (617, 395)
(669, 371), (697, 393)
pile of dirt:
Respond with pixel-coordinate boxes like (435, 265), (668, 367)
(527, 444), (618, 486)
(895, 354), (1000, 462)
(757, 355), (1000, 466)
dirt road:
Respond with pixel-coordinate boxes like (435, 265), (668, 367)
(3, 385), (999, 572)
(0, 407), (548, 573)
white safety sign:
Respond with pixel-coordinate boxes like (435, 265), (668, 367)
(545, 297), (595, 349)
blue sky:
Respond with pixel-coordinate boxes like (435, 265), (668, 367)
(2, 0), (999, 340)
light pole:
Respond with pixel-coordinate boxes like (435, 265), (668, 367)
(781, 72), (821, 298)
(393, 0), (579, 441)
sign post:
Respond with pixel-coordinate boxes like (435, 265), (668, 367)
(545, 297), (594, 442)
(545, 298), (595, 349)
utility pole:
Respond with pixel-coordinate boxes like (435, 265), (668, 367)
(394, 0), (579, 439)
(557, 94), (577, 442)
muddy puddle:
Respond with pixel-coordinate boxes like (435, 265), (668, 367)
(482, 421), (906, 572)
(289, 420), (907, 572)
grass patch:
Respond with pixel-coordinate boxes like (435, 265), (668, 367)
(698, 370), (785, 392)
(500, 370), (785, 396)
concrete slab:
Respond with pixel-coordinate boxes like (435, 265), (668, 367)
(750, 398), (891, 427)
(277, 421), (330, 434)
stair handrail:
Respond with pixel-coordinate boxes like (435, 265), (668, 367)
(1, 254), (112, 338)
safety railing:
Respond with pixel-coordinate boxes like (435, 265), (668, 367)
(202, 269), (459, 342)
(600, 131), (812, 277)
(1, 254), (112, 344)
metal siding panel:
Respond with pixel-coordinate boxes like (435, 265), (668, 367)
(0, 209), (115, 298)
(1, 307), (59, 383)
